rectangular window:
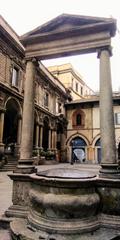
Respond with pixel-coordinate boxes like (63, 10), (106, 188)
(81, 86), (83, 95)
(115, 113), (120, 125)
(44, 92), (49, 107)
(58, 102), (62, 113)
(12, 67), (19, 87)
(76, 82), (78, 92)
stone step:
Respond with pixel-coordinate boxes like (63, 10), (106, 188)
(0, 161), (17, 172)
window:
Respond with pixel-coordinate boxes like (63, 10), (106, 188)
(76, 82), (78, 92)
(76, 114), (81, 125)
(115, 113), (120, 125)
(71, 78), (74, 88)
(72, 109), (85, 128)
(44, 92), (49, 107)
(58, 102), (62, 113)
(81, 86), (83, 95)
(12, 67), (19, 87)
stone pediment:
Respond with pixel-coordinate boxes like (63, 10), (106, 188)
(21, 13), (116, 40)
(20, 13), (116, 59)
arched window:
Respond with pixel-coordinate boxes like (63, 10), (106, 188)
(72, 109), (85, 128)
(76, 114), (81, 125)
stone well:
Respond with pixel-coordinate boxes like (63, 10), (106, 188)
(28, 168), (100, 235)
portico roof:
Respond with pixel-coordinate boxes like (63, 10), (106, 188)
(20, 13), (116, 60)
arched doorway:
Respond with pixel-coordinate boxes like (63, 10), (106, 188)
(3, 98), (20, 155)
(70, 136), (87, 163)
(42, 117), (49, 151)
(95, 138), (101, 164)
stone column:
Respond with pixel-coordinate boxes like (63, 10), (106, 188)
(17, 115), (22, 145)
(98, 47), (119, 176)
(35, 123), (39, 155)
(0, 110), (5, 153)
(14, 114), (22, 157)
(19, 59), (36, 172)
(61, 130), (67, 162)
(48, 128), (52, 150)
(39, 125), (43, 150)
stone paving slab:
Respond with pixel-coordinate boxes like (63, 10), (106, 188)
(0, 229), (11, 240)
(0, 171), (12, 216)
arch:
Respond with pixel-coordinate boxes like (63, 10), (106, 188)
(93, 136), (101, 164)
(4, 97), (22, 115)
(70, 136), (87, 147)
(92, 134), (101, 147)
(67, 134), (88, 164)
(3, 97), (21, 154)
(72, 109), (85, 128)
(66, 133), (89, 146)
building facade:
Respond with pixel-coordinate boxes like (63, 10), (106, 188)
(48, 63), (94, 100)
(0, 15), (70, 163)
(65, 95), (120, 164)
(0, 14), (119, 167)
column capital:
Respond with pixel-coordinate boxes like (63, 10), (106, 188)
(97, 46), (112, 58)
(24, 57), (39, 67)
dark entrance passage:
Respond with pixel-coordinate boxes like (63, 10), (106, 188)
(3, 99), (19, 154)
(71, 137), (87, 164)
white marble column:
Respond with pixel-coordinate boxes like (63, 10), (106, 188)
(98, 47), (116, 164)
(20, 59), (35, 164)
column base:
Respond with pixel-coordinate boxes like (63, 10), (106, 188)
(99, 163), (120, 178)
(14, 159), (37, 174)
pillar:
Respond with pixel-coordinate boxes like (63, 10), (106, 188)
(39, 125), (43, 150)
(48, 128), (52, 150)
(19, 59), (36, 171)
(35, 123), (39, 155)
(17, 115), (22, 145)
(14, 114), (22, 157)
(0, 110), (5, 153)
(61, 130), (67, 162)
(98, 47), (119, 176)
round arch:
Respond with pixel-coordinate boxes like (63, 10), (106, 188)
(67, 134), (89, 164)
(67, 133), (89, 146)
(3, 97), (22, 154)
(4, 97), (22, 115)
(92, 135), (101, 164)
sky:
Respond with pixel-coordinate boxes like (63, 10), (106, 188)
(1, 0), (120, 91)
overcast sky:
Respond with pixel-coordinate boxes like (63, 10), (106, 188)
(1, 0), (120, 91)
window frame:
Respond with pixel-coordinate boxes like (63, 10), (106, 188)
(11, 65), (19, 88)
